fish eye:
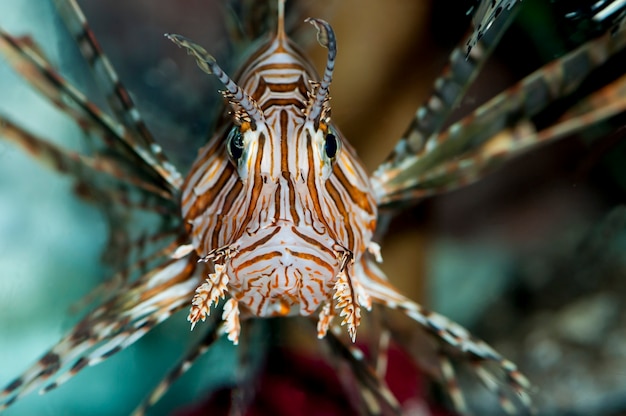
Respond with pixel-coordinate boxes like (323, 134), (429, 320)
(324, 129), (340, 160)
(226, 127), (244, 163)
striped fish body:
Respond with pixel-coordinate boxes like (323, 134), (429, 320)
(180, 28), (377, 327)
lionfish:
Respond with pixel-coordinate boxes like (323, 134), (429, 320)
(1, 0), (625, 414)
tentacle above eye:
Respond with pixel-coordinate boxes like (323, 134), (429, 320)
(304, 18), (336, 124)
(165, 34), (264, 128)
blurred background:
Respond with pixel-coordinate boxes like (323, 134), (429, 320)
(1, 0), (626, 414)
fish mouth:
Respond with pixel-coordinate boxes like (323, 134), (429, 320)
(225, 225), (343, 318)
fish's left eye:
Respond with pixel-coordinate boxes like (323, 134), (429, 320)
(324, 133), (338, 159)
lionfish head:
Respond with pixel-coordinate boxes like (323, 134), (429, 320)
(171, 0), (376, 342)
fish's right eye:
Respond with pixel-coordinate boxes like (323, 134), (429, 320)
(226, 127), (244, 164)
